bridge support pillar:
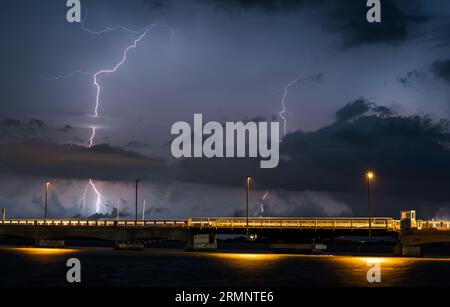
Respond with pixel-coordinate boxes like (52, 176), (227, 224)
(394, 243), (423, 257)
(186, 234), (217, 252)
(114, 241), (144, 251)
(35, 240), (65, 248)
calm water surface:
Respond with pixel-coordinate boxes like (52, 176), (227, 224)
(1, 244), (450, 287)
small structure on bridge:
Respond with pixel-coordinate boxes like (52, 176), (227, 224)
(400, 210), (417, 230)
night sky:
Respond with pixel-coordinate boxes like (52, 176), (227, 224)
(1, 0), (450, 220)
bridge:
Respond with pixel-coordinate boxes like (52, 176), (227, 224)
(1, 212), (450, 256)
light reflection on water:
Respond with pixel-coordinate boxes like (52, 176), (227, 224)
(3, 247), (78, 256)
(1, 247), (450, 286)
(208, 252), (450, 286)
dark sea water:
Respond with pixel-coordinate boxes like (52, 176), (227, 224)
(1, 241), (450, 287)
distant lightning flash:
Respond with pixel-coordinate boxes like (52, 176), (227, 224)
(83, 179), (104, 216)
(259, 191), (269, 217)
(89, 179), (103, 214)
(278, 69), (309, 137)
(278, 77), (300, 137)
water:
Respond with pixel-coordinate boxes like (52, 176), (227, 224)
(1, 242), (450, 287)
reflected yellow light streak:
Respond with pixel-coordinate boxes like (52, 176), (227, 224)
(211, 253), (281, 262)
(3, 247), (78, 255)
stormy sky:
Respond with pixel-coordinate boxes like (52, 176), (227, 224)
(1, 0), (450, 219)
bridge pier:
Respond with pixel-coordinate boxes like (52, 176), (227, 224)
(393, 242), (423, 257)
(114, 241), (145, 251)
(35, 240), (65, 248)
(186, 234), (217, 251)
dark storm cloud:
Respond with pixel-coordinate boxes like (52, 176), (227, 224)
(177, 99), (450, 205)
(320, 0), (428, 47)
(431, 59), (450, 83)
(2, 102), (450, 217)
(143, 0), (169, 10)
(122, 141), (152, 150)
(429, 23), (450, 48)
(198, 0), (306, 12)
(335, 98), (392, 121)
(196, 0), (429, 47)
(335, 99), (371, 121)
(0, 118), (47, 141)
(397, 69), (426, 87)
(0, 117), (88, 145)
(0, 142), (169, 182)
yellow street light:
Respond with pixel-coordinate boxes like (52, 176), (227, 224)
(246, 176), (252, 234)
(366, 171), (375, 236)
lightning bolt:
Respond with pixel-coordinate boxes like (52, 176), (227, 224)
(89, 179), (103, 214)
(88, 23), (158, 148)
(278, 77), (300, 137)
(83, 25), (157, 214)
(45, 70), (93, 81)
(83, 179), (105, 215)
(278, 68), (309, 137)
(48, 13), (159, 215)
(81, 9), (152, 36)
(260, 191), (269, 217)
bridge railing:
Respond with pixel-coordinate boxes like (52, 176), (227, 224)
(0, 220), (187, 228)
(188, 217), (396, 230)
(418, 220), (450, 230)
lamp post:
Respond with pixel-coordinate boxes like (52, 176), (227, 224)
(117, 199), (120, 221)
(142, 199), (146, 221)
(366, 172), (375, 237)
(135, 179), (140, 223)
(44, 181), (50, 221)
(246, 176), (252, 234)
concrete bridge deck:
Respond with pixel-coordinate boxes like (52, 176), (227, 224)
(0, 217), (397, 229)
(1, 217), (449, 231)
(1, 216), (450, 256)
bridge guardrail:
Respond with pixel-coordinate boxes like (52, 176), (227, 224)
(2, 218), (450, 231)
(189, 217), (396, 230)
(0, 220), (187, 228)
(418, 220), (450, 230)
